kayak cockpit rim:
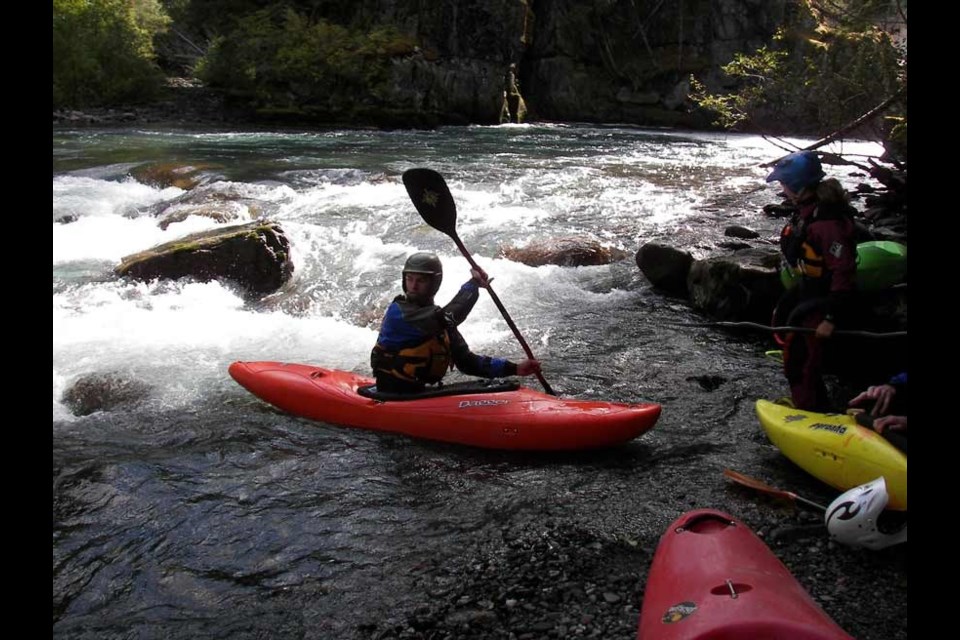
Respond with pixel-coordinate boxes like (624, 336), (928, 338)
(356, 379), (520, 402)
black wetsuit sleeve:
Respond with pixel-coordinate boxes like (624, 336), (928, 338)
(442, 281), (481, 326)
(448, 326), (517, 378)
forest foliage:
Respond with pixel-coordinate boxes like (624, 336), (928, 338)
(53, 0), (171, 108)
(689, 0), (907, 153)
(193, 6), (417, 116)
(53, 0), (907, 151)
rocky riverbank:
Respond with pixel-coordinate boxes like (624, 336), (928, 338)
(53, 78), (244, 128)
(353, 506), (906, 640)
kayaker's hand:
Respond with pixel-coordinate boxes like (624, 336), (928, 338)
(849, 384), (897, 416)
(470, 268), (493, 288)
(815, 319), (835, 339)
(516, 359), (541, 377)
(873, 415), (907, 434)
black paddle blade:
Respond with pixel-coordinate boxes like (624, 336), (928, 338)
(402, 168), (457, 237)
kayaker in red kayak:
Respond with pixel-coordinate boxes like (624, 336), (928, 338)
(371, 251), (541, 394)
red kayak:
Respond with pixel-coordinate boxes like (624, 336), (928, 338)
(228, 361), (661, 451)
(638, 509), (853, 640)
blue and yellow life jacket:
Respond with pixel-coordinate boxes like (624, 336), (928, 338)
(371, 333), (452, 384)
(781, 222), (827, 279)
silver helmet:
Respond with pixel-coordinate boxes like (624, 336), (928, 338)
(402, 251), (443, 299)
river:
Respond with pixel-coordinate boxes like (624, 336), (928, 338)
(53, 123), (904, 639)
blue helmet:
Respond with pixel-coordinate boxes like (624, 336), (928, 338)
(766, 151), (825, 194)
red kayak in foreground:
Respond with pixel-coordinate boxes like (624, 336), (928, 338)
(638, 509), (853, 640)
(228, 361), (661, 451)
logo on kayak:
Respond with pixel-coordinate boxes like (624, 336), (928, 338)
(662, 601), (697, 624)
(458, 399), (509, 408)
(809, 422), (847, 435)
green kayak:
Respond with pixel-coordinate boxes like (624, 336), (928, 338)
(781, 240), (907, 291)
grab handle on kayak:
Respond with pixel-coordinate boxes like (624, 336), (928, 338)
(675, 511), (736, 534)
(725, 579), (739, 599)
(708, 579), (753, 598)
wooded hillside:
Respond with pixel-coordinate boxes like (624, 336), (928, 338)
(53, 0), (906, 148)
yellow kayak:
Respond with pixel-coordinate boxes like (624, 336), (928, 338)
(755, 399), (907, 511)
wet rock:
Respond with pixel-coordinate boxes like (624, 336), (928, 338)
(724, 225), (760, 239)
(635, 242), (693, 295)
(158, 201), (258, 230)
(130, 162), (217, 190)
(686, 248), (782, 321)
(140, 182), (264, 230)
(61, 372), (150, 416)
(115, 220), (294, 298)
(501, 236), (629, 267)
(717, 240), (752, 250)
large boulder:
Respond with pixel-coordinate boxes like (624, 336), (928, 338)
(635, 242), (693, 295)
(500, 236), (628, 267)
(115, 221), (293, 298)
(686, 248), (782, 321)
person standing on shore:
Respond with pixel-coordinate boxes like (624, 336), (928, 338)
(768, 151), (858, 411)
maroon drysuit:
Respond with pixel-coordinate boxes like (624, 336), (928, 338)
(774, 197), (858, 411)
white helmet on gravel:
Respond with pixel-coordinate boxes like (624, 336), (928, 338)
(824, 477), (907, 550)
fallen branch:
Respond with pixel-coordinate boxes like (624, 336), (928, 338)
(761, 87), (907, 169)
(671, 321), (906, 339)
(809, 87), (905, 151)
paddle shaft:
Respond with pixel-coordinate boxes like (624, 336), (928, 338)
(780, 492), (826, 512)
(448, 233), (556, 396)
(723, 469), (827, 512)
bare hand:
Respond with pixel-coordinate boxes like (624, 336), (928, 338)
(516, 359), (541, 376)
(849, 384), (897, 416)
(470, 268), (493, 288)
(815, 319), (835, 339)
(873, 415), (907, 434)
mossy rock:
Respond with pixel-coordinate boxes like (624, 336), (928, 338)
(115, 221), (294, 298)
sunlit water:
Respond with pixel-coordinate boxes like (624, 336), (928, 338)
(53, 124), (885, 638)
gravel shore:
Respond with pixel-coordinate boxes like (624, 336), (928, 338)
(355, 497), (907, 639)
